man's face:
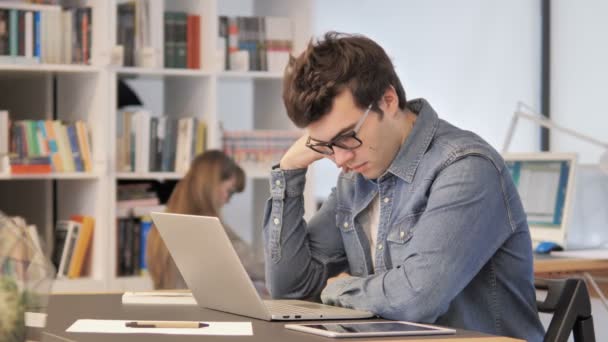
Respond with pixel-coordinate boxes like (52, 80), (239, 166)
(306, 90), (401, 179)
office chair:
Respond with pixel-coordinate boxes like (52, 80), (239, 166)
(536, 278), (596, 342)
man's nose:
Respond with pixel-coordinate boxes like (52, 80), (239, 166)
(332, 147), (354, 168)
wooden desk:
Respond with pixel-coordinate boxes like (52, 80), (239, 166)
(534, 257), (608, 297)
(38, 293), (523, 342)
(534, 257), (608, 274)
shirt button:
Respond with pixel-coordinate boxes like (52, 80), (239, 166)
(377, 244), (383, 250)
(400, 231), (405, 238)
(273, 217), (280, 225)
(343, 222), (349, 229)
(275, 180), (281, 186)
(383, 197), (390, 203)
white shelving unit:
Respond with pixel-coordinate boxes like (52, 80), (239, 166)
(0, 0), (315, 293)
(0, 0), (110, 293)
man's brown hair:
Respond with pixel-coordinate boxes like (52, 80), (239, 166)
(283, 32), (407, 128)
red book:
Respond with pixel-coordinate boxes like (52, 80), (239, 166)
(11, 163), (52, 174)
(186, 15), (195, 69)
(192, 15), (200, 69)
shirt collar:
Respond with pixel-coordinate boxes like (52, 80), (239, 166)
(385, 98), (439, 183)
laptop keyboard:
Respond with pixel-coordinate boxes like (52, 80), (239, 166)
(264, 300), (356, 315)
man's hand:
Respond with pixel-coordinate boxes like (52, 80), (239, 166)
(325, 272), (351, 287)
(279, 135), (324, 170)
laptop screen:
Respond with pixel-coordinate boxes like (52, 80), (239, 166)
(503, 153), (577, 245)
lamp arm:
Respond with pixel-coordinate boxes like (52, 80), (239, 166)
(516, 111), (608, 149)
(502, 102), (608, 153)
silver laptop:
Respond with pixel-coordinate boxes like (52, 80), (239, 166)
(150, 212), (374, 321)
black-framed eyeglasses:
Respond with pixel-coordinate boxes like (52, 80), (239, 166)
(306, 104), (373, 155)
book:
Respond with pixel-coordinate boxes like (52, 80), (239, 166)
(54, 220), (80, 278)
(121, 291), (196, 306)
(139, 217), (152, 272)
(66, 124), (84, 172)
(0, 110), (8, 158)
(75, 121), (92, 172)
(67, 215), (94, 278)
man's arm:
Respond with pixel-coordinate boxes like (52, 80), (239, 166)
(263, 137), (348, 300)
(320, 156), (515, 322)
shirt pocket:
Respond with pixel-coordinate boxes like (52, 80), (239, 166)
(336, 209), (355, 232)
(385, 212), (423, 266)
(336, 209), (366, 276)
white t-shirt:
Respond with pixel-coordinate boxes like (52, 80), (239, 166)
(362, 194), (380, 270)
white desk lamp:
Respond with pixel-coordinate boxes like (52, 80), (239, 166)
(502, 101), (608, 174)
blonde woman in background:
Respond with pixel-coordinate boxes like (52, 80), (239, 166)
(146, 150), (265, 290)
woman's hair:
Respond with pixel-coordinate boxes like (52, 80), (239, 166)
(165, 150), (245, 217)
(283, 31), (407, 128)
(146, 150), (245, 289)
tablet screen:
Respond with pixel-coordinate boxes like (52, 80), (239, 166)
(304, 322), (438, 333)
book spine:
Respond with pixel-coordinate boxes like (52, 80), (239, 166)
(24, 11), (32, 58)
(186, 15), (193, 69)
(17, 10), (24, 56)
(193, 15), (200, 69)
(163, 12), (173, 68)
(132, 218), (141, 275)
(175, 12), (187, 68)
(66, 124), (84, 172)
(148, 117), (158, 172)
(139, 218), (152, 272)
(33, 11), (40, 59)
(75, 121), (92, 172)
(9, 9), (17, 56)
(81, 8), (88, 64)
(0, 10), (8, 55)
(0, 110), (8, 156)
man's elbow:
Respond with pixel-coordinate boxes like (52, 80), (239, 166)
(378, 290), (446, 323)
(266, 269), (322, 300)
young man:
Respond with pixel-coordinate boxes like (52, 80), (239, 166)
(263, 32), (544, 341)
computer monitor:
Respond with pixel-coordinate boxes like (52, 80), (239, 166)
(503, 153), (577, 246)
(567, 164), (608, 248)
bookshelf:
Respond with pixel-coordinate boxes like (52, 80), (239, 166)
(0, 0), (315, 293)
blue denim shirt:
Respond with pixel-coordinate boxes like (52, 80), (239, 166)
(263, 99), (545, 341)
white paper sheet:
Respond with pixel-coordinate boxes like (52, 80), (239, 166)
(551, 249), (608, 259)
(67, 319), (252, 335)
(121, 291), (197, 305)
(25, 312), (47, 328)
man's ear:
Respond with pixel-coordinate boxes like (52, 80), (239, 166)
(382, 86), (399, 117)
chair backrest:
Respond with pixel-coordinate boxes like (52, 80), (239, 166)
(535, 278), (596, 342)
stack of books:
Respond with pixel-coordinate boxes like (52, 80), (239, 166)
(1, 111), (93, 174)
(164, 11), (201, 69)
(116, 183), (164, 276)
(222, 130), (301, 166)
(51, 215), (95, 279)
(218, 16), (293, 72)
(0, 2), (93, 65)
(116, 111), (207, 174)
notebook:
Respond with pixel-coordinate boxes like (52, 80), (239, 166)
(150, 212), (374, 321)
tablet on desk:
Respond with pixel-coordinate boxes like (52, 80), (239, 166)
(285, 321), (456, 338)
